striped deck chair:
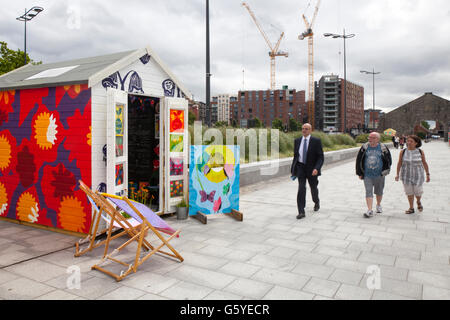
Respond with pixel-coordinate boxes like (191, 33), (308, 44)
(75, 180), (151, 257)
(90, 192), (183, 281)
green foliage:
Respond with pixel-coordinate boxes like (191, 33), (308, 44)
(0, 41), (42, 75)
(416, 131), (426, 139)
(271, 118), (283, 130)
(356, 133), (391, 143)
(188, 111), (197, 125)
(355, 134), (369, 143)
(253, 117), (263, 128)
(311, 131), (333, 148)
(289, 118), (301, 131)
(214, 121), (228, 128)
(380, 134), (392, 142)
(421, 121), (430, 130)
(188, 124), (359, 163)
(176, 198), (187, 207)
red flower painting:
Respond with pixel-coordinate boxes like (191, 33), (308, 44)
(170, 110), (184, 133)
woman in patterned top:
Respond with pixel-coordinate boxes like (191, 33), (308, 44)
(395, 135), (430, 214)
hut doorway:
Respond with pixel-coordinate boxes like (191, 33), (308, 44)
(127, 93), (161, 211)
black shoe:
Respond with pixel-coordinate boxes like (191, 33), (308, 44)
(314, 203), (320, 211)
(296, 213), (305, 219)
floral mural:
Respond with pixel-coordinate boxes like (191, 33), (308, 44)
(0, 85), (92, 233)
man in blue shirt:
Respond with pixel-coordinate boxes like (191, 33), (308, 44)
(355, 132), (392, 218)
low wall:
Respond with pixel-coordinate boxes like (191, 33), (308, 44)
(240, 143), (393, 187)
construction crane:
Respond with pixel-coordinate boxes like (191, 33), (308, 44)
(242, 2), (288, 90)
(299, 0), (321, 130)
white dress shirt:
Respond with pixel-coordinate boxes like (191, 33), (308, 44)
(298, 135), (310, 164)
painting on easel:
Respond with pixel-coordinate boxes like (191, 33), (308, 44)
(189, 145), (240, 216)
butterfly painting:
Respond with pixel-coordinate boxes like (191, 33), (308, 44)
(199, 190), (215, 203)
(189, 145), (240, 216)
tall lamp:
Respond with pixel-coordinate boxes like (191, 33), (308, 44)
(360, 68), (381, 129)
(16, 6), (44, 65)
(324, 29), (355, 133)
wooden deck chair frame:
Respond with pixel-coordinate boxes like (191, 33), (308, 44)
(91, 192), (183, 282)
(75, 180), (151, 257)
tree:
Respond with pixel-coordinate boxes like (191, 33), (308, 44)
(253, 117), (263, 128)
(0, 41), (42, 75)
(289, 118), (301, 131)
(214, 121), (228, 127)
(188, 111), (197, 125)
(421, 121), (430, 130)
(271, 118), (283, 130)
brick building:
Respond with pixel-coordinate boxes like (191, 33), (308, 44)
(364, 109), (384, 129)
(378, 92), (450, 140)
(315, 75), (364, 133)
(233, 87), (306, 128)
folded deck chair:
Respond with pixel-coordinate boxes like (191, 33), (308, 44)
(90, 192), (183, 282)
(75, 180), (151, 257)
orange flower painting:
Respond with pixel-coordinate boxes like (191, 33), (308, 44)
(170, 110), (184, 133)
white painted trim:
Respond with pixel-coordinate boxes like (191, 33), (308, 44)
(143, 46), (193, 100)
(88, 46), (193, 100)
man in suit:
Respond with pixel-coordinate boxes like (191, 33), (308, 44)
(290, 123), (324, 219)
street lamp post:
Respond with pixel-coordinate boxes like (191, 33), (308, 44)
(16, 6), (44, 66)
(205, 0), (212, 127)
(360, 68), (381, 129)
(324, 29), (355, 133)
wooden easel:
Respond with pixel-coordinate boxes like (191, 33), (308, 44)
(192, 209), (243, 225)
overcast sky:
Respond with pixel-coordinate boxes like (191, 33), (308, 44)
(2, 0), (450, 113)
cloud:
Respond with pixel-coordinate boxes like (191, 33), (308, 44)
(2, 0), (449, 112)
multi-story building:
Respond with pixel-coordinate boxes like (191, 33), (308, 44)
(364, 109), (384, 130)
(235, 86), (306, 128)
(189, 100), (206, 123)
(211, 94), (236, 125)
(315, 75), (364, 133)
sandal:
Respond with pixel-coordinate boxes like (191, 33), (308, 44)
(405, 208), (415, 214)
(417, 202), (423, 212)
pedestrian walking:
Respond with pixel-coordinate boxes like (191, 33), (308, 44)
(395, 135), (430, 214)
(355, 132), (392, 218)
(394, 135), (400, 149)
(399, 135), (405, 149)
(290, 123), (324, 219)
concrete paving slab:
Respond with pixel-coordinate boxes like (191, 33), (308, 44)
(223, 278), (273, 300)
(0, 277), (55, 300)
(0, 141), (448, 300)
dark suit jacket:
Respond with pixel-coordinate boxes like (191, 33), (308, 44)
(290, 135), (324, 177)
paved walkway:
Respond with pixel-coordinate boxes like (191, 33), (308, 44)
(0, 141), (449, 300)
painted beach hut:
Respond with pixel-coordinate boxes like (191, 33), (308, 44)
(0, 47), (191, 235)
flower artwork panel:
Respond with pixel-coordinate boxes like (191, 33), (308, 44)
(115, 104), (124, 135)
(170, 158), (183, 176)
(170, 110), (184, 133)
(170, 134), (183, 152)
(189, 145), (240, 215)
(115, 164), (124, 186)
(170, 180), (183, 198)
(0, 85), (92, 233)
(115, 136), (123, 157)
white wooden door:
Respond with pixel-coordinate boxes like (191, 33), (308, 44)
(163, 97), (188, 213)
(106, 88), (128, 196)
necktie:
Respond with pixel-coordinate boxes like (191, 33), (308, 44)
(302, 138), (308, 163)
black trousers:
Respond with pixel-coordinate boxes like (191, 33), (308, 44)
(296, 163), (319, 214)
